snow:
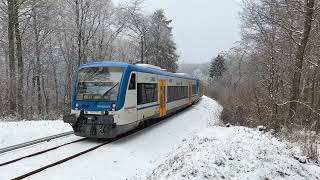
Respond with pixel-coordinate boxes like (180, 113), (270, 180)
(0, 120), (72, 148)
(143, 127), (320, 180)
(0, 96), (319, 180)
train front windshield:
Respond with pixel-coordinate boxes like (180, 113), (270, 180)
(76, 67), (124, 102)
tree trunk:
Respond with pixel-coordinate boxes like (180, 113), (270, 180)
(144, 35), (148, 64)
(65, 62), (72, 114)
(41, 75), (49, 117)
(308, 64), (318, 117)
(14, 0), (24, 118)
(7, 0), (16, 115)
(31, 70), (36, 117)
(32, 4), (42, 115)
(140, 36), (144, 63)
(26, 62), (33, 118)
(53, 63), (59, 112)
(317, 84), (320, 134)
(317, 72), (320, 134)
(4, 51), (10, 114)
(75, 0), (82, 66)
(253, 87), (263, 124)
(288, 0), (315, 127)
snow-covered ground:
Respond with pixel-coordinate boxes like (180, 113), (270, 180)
(0, 120), (72, 148)
(143, 127), (320, 180)
(0, 96), (319, 180)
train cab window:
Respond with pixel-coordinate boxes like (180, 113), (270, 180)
(129, 73), (136, 90)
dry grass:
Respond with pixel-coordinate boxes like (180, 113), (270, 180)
(207, 82), (320, 163)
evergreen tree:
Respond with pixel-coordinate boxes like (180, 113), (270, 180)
(147, 9), (179, 72)
(209, 54), (226, 78)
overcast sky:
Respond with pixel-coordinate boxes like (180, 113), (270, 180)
(114, 0), (242, 64)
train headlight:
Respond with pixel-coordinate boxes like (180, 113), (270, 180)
(112, 103), (116, 111)
(75, 103), (79, 110)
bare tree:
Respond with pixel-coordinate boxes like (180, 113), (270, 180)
(0, 0), (180, 118)
(7, 0), (16, 115)
(125, 0), (148, 63)
(14, 0), (24, 118)
(288, 0), (315, 127)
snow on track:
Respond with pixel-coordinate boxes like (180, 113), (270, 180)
(0, 135), (82, 163)
(0, 120), (72, 148)
(0, 138), (103, 180)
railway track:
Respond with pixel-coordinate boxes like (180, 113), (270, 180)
(12, 139), (112, 180)
(8, 118), (163, 180)
(11, 135), (128, 180)
(0, 131), (74, 154)
(0, 138), (87, 167)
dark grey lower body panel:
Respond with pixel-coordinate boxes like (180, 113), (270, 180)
(73, 122), (139, 138)
(167, 104), (190, 115)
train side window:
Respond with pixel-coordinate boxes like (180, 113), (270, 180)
(192, 85), (197, 95)
(137, 83), (158, 105)
(167, 86), (189, 102)
(129, 73), (136, 90)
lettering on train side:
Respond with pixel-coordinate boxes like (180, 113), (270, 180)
(97, 105), (111, 108)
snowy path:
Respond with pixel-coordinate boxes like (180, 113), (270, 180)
(0, 96), (319, 180)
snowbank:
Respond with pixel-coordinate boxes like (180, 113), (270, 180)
(0, 120), (72, 148)
(142, 124), (320, 179)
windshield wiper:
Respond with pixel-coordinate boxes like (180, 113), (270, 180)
(102, 82), (119, 97)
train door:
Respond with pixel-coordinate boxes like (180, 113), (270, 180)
(124, 73), (137, 122)
(188, 82), (192, 105)
(159, 80), (167, 117)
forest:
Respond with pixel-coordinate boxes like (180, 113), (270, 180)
(208, 0), (319, 160)
(0, 0), (178, 119)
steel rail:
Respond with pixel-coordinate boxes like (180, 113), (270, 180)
(12, 139), (114, 180)
(10, 106), (195, 180)
(0, 138), (87, 167)
(11, 120), (156, 180)
(0, 131), (74, 154)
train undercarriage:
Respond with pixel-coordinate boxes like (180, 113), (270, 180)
(63, 113), (137, 138)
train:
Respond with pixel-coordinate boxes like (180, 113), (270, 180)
(63, 61), (202, 138)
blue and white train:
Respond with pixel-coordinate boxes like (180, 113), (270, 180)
(63, 61), (202, 138)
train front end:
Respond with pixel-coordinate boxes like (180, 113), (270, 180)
(63, 62), (131, 138)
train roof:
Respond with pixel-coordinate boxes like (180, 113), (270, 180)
(79, 61), (199, 81)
